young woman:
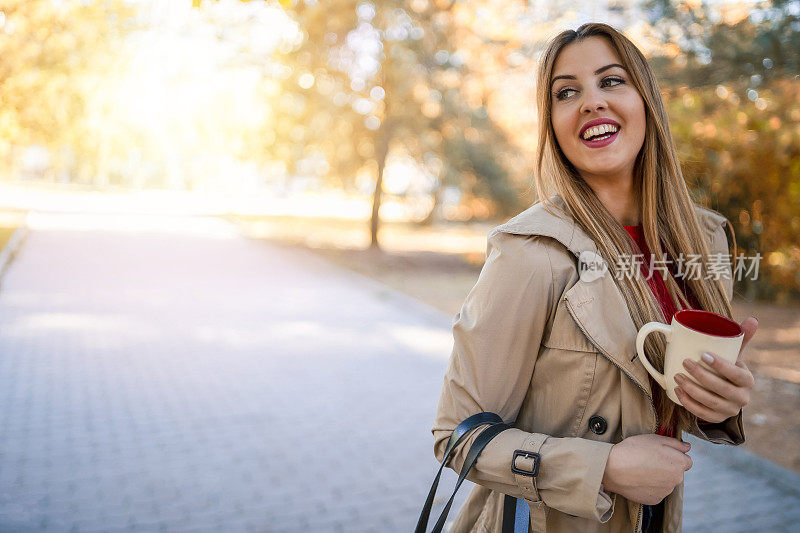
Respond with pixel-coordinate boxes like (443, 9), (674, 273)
(431, 23), (757, 533)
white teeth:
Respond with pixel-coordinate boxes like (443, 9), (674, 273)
(582, 123), (619, 140)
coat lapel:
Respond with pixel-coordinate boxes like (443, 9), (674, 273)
(495, 194), (729, 400)
(561, 263), (653, 398)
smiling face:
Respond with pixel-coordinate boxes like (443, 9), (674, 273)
(550, 35), (646, 185)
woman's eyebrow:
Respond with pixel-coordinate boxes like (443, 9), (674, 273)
(550, 63), (627, 88)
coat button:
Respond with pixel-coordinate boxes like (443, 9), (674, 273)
(589, 415), (607, 435)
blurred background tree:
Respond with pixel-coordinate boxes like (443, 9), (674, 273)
(1, 0), (798, 299)
(222, 0), (526, 248)
(643, 0), (800, 301)
(0, 0), (137, 184)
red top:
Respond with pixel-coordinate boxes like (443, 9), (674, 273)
(623, 224), (701, 438)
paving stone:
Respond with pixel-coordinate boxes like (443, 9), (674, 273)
(0, 213), (798, 532)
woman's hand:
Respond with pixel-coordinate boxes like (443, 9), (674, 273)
(673, 317), (758, 424)
(602, 434), (693, 505)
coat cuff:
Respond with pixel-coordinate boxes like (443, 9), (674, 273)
(535, 436), (616, 522)
(689, 409), (745, 445)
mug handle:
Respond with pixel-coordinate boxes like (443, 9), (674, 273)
(635, 322), (672, 390)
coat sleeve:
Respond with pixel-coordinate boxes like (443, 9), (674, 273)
(689, 219), (746, 445)
(431, 230), (615, 522)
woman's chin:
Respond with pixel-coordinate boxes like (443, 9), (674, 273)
(576, 160), (632, 180)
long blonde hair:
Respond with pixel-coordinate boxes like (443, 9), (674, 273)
(534, 23), (737, 435)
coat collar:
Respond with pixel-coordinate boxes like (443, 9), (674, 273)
(493, 194), (727, 399)
(493, 194), (726, 256)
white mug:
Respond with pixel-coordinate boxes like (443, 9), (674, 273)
(635, 309), (744, 405)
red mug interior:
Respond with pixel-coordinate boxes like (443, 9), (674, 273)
(673, 309), (743, 337)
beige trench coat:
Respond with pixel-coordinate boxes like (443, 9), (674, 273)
(431, 194), (745, 533)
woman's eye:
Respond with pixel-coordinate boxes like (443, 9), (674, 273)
(554, 77), (625, 101)
(555, 88), (575, 100)
(602, 76), (625, 88)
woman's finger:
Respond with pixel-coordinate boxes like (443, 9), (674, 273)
(674, 386), (721, 422)
(681, 358), (742, 399)
(674, 373), (740, 417)
(687, 354), (754, 390)
(736, 317), (759, 365)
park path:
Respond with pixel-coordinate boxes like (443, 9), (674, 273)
(0, 212), (798, 532)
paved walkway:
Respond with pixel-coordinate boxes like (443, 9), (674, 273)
(0, 213), (798, 532)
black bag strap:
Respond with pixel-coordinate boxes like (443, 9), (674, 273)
(415, 412), (503, 533)
(503, 494), (531, 533)
(502, 494), (518, 533)
(428, 421), (512, 533)
(416, 412), (530, 533)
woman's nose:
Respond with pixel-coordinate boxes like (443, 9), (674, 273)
(579, 87), (608, 114)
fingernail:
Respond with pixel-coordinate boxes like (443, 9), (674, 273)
(702, 352), (714, 364)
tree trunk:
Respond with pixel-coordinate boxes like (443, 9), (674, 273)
(370, 120), (393, 249)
